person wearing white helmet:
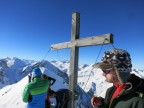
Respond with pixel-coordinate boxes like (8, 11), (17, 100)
(91, 48), (144, 108)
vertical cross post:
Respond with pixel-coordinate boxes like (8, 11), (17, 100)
(68, 12), (80, 108)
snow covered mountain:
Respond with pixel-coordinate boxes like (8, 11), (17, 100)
(0, 57), (144, 108)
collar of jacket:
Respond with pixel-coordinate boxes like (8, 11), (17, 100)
(33, 77), (42, 82)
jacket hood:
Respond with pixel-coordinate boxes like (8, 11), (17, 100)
(126, 74), (144, 93)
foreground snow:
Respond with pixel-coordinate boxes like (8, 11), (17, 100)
(0, 77), (27, 108)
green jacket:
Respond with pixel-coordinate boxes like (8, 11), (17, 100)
(22, 78), (49, 104)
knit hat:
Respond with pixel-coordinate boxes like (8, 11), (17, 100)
(101, 48), (132, 73)
(96, 48), (132, 82)
(32, 67), (42, 78)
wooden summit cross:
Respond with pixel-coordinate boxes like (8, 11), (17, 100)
(51, 12), (113, 108)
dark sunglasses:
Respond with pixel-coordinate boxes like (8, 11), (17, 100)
(102, 68), (113, 74)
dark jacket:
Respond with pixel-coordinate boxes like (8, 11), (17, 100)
(98, 74), (144, 108)
(55, 89), (69, 108)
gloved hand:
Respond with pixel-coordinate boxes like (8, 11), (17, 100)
(91, 96), (102, 107)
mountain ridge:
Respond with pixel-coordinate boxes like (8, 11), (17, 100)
(0, 57), (144, 108)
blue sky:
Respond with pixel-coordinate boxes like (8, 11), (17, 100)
(0, 0), (144, 69)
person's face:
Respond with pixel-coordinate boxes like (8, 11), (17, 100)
(102, 68), (117, 83)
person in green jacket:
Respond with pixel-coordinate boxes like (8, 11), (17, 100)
(91, 48), (144, 108)
(22, 67), (50, 108)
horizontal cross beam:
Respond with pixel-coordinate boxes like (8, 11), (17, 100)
(51, 33), (113, 50)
